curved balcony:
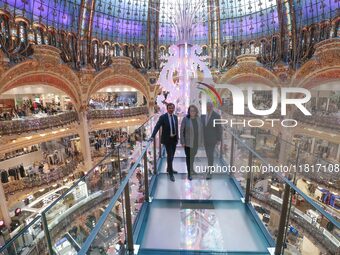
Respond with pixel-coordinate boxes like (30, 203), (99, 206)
(87, 106), (149, 120)
(293, 111), (340, 131)
(2, 158), (81, 196)
(0, 107), (149, 136)
(0, 111), (79, 136)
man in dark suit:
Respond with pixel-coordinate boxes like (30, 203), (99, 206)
(150, 103), (178, 182)
(202, 102), (222, 179)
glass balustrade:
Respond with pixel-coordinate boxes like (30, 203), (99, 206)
(0, 115), (159, 255)
(221, 126), (340, 255)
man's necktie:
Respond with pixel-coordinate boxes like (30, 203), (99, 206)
(170, 115), (176, 136)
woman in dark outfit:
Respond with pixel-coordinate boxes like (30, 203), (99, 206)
(180, 105), (203, 180)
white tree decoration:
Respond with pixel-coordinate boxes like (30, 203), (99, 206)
(154, 0), (214, 114)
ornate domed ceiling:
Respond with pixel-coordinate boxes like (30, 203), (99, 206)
(1, 0), (81, 32)
(1, 0), (338, 45)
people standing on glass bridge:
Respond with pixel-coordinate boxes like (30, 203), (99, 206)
(202, 102), (222, 180)
(150, 103), (178, 182)
(180, 105), (203, 181)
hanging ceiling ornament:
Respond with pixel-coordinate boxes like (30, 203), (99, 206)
(154, 0), (214, 115)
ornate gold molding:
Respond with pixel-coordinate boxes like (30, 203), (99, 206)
(87, 56), (151, 102)
(0, 45), (82, 109)
(292, 38), (340, 88)
(219, 55), (280, 87)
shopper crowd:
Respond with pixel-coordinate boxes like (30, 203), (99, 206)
(89, 93), (140, 110)
(0, 99), (73, 121)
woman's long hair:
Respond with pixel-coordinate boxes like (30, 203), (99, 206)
(186, 105), (199, 118)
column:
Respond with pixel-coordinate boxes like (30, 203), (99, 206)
(137, 91), (144, 106)
(311, 138), (315, 154)
(316, 91), (319, 110)
(78, 110), (92, 168)
(337, 144), (340, 162)
(146, 0), (160, 69)
(278, 126), (294, 165)
(148, 101), (155, 114)
(77, 0), (96, 67)
(326, 98), (330, 112)
(0, 183), (11, 228)
(207, 0), (221, 68)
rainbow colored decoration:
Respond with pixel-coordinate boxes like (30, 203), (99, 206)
(196, 82), (223, 107)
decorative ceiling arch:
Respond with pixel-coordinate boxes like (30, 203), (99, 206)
(217, 83), (274, 99)
(0, 45), (82, 109)
(219, 55), (280, 87)
(1, 72), (79, 103)
(296, 68), (340, 90)
(292, 39), (340, 89)
(87, 57), (151, 102)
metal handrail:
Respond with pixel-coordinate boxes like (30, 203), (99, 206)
(226, 127), (340, 229)
(78, 139), (153, 254)
(0, 215), (42, 251)
(0, 115), (154, 253)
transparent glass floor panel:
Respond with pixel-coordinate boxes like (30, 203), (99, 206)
(140, 200), (270, 253)
(154, 173), (241, 201)
(138, 147), (272, 254)
(158, 156), (223, 174)
(173, 148), (207, 158)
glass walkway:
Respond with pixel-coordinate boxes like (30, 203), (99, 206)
(136, 148), (274, 254)
(0, 115), (339, 255)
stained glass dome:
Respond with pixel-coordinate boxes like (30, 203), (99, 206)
(0, 0), (338, 45)
(0, 0), (81, 32)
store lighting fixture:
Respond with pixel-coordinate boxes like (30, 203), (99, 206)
(15, 208), (21, 216)
(40, 133), (46, 137)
